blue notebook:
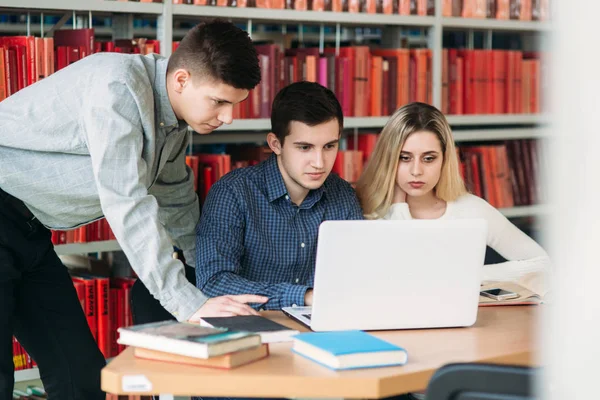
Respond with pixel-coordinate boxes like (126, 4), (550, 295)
(292, 330), (408, 370)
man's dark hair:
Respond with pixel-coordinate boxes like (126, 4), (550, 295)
(271, 81), (343, 144)
(167, 19), (260, 90)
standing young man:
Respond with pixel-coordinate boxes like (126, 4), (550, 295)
(0, 20), (266, 400)
(195, 81), (364, 310)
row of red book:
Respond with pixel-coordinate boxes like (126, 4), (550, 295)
(0, 27), (544, 118)
(13, 275), (136, 370)
(172, 0), (435, 14)
(188, 137), (545, 209)
(0, 30), (160, 101)
(169, 0), (549, 19)
(12, 337), (35, 371)
(72, 275), (136, 359)
(50, 219), (116, 245)
(239, 44), (434, 119)
(443, 0), (549, 20)
(441, 49), (544, 115)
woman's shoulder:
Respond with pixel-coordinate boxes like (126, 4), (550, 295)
(450, 193), (497, 215)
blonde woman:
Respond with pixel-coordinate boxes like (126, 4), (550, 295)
(355, 102), (550, 296)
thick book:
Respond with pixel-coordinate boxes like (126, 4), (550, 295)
(201, 315), (299, 343)
(292, 330), (408, 370)
(117, 320), (261, 359)
(133, 343), (269, 369)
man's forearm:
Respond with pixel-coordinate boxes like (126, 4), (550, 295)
(199, 270), (311, 309)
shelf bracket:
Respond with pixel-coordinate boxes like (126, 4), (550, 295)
(112, 14), (134, 40)
(45, 13), (71, 37)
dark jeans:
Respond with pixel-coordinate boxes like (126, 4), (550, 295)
(0, 188), (105, 400)
(131, 263), (196, 325)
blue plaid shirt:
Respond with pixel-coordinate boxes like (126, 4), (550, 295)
(195, 153), (364, 309)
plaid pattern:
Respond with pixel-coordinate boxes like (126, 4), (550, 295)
(196, 154), (364, 309)
(0, 53), (204, 321)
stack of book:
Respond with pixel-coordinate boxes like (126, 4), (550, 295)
(117, 320), (269, 369)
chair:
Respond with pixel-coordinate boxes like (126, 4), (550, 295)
(424, 363), (537, 400)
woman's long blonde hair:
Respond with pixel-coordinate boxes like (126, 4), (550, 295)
(355, 102), (466, 219)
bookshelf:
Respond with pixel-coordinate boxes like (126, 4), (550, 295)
(208, 115), (549, 132)
(47, 201), (549, 257)
(54, 240), (121, 256)
(441, 16), (551, 32)
(192, 127), (547, 145)
(0, 0), (163, 14)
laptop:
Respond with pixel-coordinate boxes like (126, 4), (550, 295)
(282, 219), (488, 331)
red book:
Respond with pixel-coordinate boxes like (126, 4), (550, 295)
(71, 276), (97, 341)
(370, 56), (383, 117)
(371, 49), (410, 108)
(1, 36), (36, 87)
(54, 28), (95, 56)
(96, 277), (111, 358)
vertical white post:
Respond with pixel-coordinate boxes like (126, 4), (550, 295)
(247, 19), (253, 39)
(544, 0), (600, 399)
(485, 29), (492, 50)
(335, 23), (340, 56)
(429, 0), (443, 108)
(319, 24), (325, 54)
(157, 0), (173, 57)
(113, 14), (134, 40)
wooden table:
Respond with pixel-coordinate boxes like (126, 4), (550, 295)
(102, 306), (540, 399)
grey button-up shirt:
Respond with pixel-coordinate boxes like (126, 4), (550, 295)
(0, 52), (206, 321)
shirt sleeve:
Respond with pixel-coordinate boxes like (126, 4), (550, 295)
(82, 76), (208, 321)
(345, 185), (365, 220)
(147, 130), (200, 268)
(472, 196), (552, 295)
(195, 180), (311, 310)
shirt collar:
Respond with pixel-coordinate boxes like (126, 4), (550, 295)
(263, 154), (326, 208)
(154, 56), (182, 132)
(264, 154), (288, 203)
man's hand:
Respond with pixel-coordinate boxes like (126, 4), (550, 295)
(393, 184), (406, 204)
(304, 289), (314, 306)
(187, 294), (268, 322)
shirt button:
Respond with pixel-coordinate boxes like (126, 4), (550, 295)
(285, 195), (289, 200)
(292, 304), (297, 307)
(295, 278), (300, 283)
(300, 243), (305, 248)
(159, 122), (165, 127)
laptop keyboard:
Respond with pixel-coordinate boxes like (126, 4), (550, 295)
(302, 314), (312, 320)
